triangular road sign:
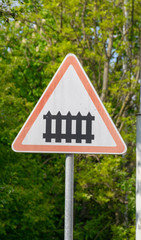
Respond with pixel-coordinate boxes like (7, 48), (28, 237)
(12, 54), (127, 154)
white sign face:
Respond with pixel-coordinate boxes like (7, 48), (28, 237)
(12, 54), (127, 154)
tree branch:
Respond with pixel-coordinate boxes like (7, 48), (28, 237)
(101, 31), (113, 101)
(81, 0), (87, 42)
(94, 223), (110, 240)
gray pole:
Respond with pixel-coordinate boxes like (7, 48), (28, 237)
(136, 27), (141, 239)
(136, 114), (141, 238)
(64, 154), (74, 240)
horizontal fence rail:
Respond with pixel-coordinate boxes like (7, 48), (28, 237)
(43, 111), (95, 143)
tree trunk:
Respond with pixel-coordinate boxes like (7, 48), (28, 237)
(101, 31), (113, 101)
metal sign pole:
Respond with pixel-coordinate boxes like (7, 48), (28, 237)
(64, 154), (74, 240)
(136, 114), (141, 238)
(136, 26), (141, 240)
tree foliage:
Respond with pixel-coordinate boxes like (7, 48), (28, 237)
(0, 0), (140, 239)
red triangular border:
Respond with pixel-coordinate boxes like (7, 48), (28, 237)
(12, 54), (127, 154)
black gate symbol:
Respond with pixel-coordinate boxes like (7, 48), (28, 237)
(43, 111), (95, 143)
